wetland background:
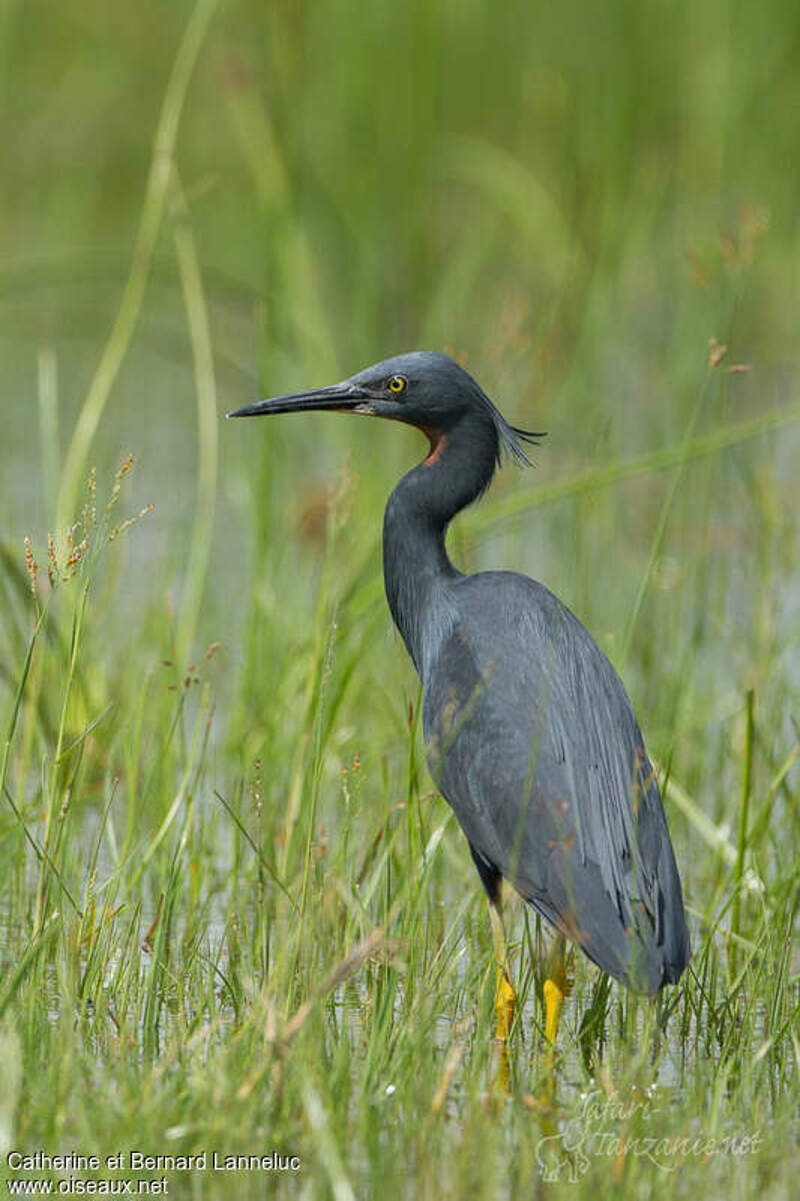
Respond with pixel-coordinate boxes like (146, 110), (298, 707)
(1, 1), (798, 1197)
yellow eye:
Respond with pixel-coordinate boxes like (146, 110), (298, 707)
(387, 374), (407, 394)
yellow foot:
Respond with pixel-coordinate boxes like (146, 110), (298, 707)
(543, 976), (565, 1045)
(495, 966), (516, 1041)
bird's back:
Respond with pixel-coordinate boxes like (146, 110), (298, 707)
(422, 570), (690, 993)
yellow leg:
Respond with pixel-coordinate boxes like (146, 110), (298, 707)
(543, 935), (569, 1044)
(495, 964), (516, 1040)
(543, 977), (565, 1044)
(489, 901), (516, 1041)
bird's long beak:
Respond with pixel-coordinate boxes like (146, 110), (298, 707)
(227, 382), (373, 419)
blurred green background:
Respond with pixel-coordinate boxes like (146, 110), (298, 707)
(1, 1), (799, 1195)
(3, 0), (798, 776)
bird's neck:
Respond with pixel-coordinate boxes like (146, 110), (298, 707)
(382, 415), (497, 678)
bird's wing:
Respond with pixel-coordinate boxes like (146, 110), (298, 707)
(423, 571), (689, 992)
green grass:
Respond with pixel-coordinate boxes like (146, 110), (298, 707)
(1, 1), (799, 1197)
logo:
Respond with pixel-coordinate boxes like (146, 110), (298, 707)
(535, 1089), (762, 1182)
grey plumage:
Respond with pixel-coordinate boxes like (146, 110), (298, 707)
(423, 573), (689, 992)
(229, 350), (691, 995)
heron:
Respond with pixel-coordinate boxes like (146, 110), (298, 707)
(228, 351), (690, 1045)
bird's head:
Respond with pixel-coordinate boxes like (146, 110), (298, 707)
(228, 350), (543, 466)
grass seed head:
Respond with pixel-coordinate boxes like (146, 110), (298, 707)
(108, 504), (154, 542)
(46, 534), (58, 586)
(23, 536), (40, 598)
(708, 338), (728, 368)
